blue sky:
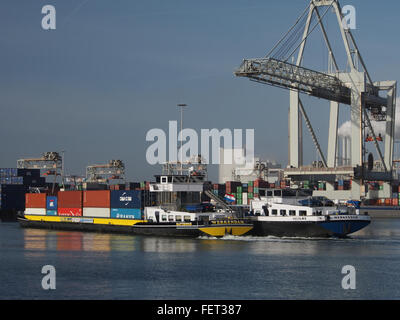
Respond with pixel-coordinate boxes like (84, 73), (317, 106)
(1, 0), (399, 181)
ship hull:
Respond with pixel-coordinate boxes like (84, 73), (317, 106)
(250, 217), (371, 238)
(18, 215), (253, 238)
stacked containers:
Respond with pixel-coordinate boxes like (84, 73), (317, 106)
(0, 168), (43, 186)
(237, 186), (242, 205)
(225, 181), (241, 194)
(398, 185), (400, 204)
(83, 190), (110, 218)
(0, 185), (28, 211)
(110, 190), (142, 219)
(46, 196), (58, 216)
(58, 191), (83, 216)
(242, 192), (248, 205)
(25, 193), (46, 215)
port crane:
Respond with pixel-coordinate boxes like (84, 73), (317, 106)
(234, 0), (396, 200)
(17, 151), (63, 192)
(85, 159), (125, 183)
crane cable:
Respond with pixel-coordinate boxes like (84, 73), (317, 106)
(265, 2), (311, 59)
(284, 2), (334, 63)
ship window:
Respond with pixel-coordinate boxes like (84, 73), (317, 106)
(272, 209), (278, 216)
(161, 215), (167, 221)
(299, 210), (307, 216)
(274, 190), (282, 197)
(280, 210), (286, 216)
(289, 210), (296, 216)
(168, 215), (174, 221)
(161, 176), (168, 184)
(176, 215), (182, 222)
(267, 191), (273, 197)
(184, 215), (191, 222)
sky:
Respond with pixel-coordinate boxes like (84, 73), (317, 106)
(1, 0), (400, 182)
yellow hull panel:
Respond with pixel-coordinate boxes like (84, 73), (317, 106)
(24, 215), (145, 226)
(199, 225), (253, 237)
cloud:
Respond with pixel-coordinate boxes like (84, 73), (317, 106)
(338, 97), (400, 139)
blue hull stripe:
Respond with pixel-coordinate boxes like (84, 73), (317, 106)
(319, 221), (370, 236)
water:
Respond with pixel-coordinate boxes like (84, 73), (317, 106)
(1, 219), (400, 300)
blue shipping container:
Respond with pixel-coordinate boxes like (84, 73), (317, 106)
(0, 189), (26, 210)
(46, 196), (57, 210)
(110, 208), (141, 219)
(110, 190), (141, 209)
(46, 210), (57, 216)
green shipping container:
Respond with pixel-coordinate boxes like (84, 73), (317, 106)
(237, 199), (242, 205)
(248, 193), (253, 199)
(254, 187), (259, 193)
(248, 181), (253, 186)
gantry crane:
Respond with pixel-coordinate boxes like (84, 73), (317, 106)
(235, 0), (396, 200)
(85, 159), (125, 183)
(17, 151), (63, 191)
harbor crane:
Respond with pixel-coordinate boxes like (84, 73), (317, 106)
(85, 159), (125, 183)
(234, 0), (396, 200)
(17, 151), (63, 191)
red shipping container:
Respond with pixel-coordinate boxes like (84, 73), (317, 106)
(83, 190), (110, 208)
(57, 208), (82, 216)
(25, 193), (47, 208)
(58, 191), (82, 208)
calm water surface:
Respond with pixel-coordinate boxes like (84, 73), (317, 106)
(1, 219), (400, 299)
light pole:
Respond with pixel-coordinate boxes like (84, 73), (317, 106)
(177, 104), (187, 173)
(61, 150), (65, 189)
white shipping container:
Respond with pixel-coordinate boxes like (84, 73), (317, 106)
(243, 193), (248, 205)
(25, 208), (46, 215)
(83, 207), (110, 218)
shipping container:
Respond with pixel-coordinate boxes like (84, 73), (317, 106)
(83, 190), (110, 208)
(127, 182), (140, 190)
(58, 208), (82, 216)
(58, 191), (83, 208)
(83, 182), (108, 190)
(0, 188), (27, 210)
(25, 208), (46, 215)
(110, 208), (142, 219)
(83, 207), (110, 218)
(25, 193), (46, 208)
(46, 196), (57, 210)
(110, 190), (141, 209)
(17, 168), (41, 178)
(46, 210), (57, 216)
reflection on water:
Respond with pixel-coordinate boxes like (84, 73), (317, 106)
(141, 237), (196, 253)
(3, 219), (400, 299)
(23, 229), (143, 253)
(22, 229), (198, 253)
